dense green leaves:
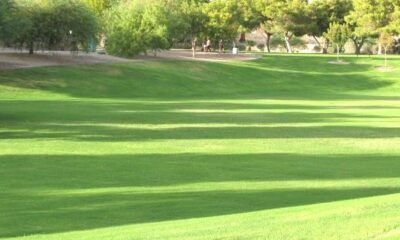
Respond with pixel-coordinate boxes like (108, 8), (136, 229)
(324, 22), (351, 60)
(325, 22), (351, 49)
(0, 0), (98, 53)
(1, 0), (400, 56)
(345, 0), (400, 53)
(83, 0), (119, 16)
(0, 0), (26, 44)
(203, 0), (242, 42)
(105, 1), (179, 57)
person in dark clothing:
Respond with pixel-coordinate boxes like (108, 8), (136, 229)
(219, 39), (225, 53)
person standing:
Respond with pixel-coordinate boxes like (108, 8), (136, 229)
(192, 37), (197, 58)
(219, 39), (225, 53)
(206, 38), (211, 52)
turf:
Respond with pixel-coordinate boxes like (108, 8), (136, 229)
(1, 54), (400, 240)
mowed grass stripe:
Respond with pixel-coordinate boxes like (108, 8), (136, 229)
(0, 54), (400, 239)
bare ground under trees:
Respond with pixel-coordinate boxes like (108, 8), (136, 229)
(0, 49), (259, 70)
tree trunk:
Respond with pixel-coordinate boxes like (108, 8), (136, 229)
(336, 44), (340, 62)
(384, 47), (387, 68)
(322, 38), (329, 54)
(261, 31), (272, 53)
(29, 41), (34, 55)
(378, 44), (383, 55)
(312, 35), (322, 53)
(284, 32), (293, 54)
(355, 45), (361, 55)
(239, 33), (246, 42)
(192, 39), (197, 58)
(352, 37), (364, 55)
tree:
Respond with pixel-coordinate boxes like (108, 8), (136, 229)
(203, 0), (243, 48)
(176, 0), (208, 57)
(9, 0), (98, 54)
(82, 0), (120, 48)
(0, 0), (29, 46)
(141, 1), (172, 56)
(270, 0), (312, 53)
(346, 0), (398, 55)
(378, 32), (394, 68)
(308, 0), (352, 53)
(105, 0), (182, 57)
(387, 4), (400, 34)
(324, 22), (351, 61)
(244, 0), (275, 53)
(83, 0), (120, 16)
(0, 1), (12, 42)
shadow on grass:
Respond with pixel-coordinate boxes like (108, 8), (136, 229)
(3, 124), (400, 141)
(1, 153), (400, 237)
(0, 55), (399, 238)
(1, 99), (400, 141)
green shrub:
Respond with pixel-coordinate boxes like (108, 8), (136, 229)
(105, 0), (185, 57)
(3, 0), (98, 53)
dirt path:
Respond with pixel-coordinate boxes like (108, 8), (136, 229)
(145, 49), (260, 62)
(0, 49), (259, 70)
(0, 49), (134, 70)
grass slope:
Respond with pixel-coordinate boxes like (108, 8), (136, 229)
(1, 54), (400, 240)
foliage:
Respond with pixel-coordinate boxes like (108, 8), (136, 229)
(203, 0), (242, 42)
(379, 31), (395, 67)
(308, 0), (353, 52)
(4, 0), (98, 53)
(0, 1), (9, 40)
(346, 0), (400, 54)
(105, 0), (180, 57)
(347, 0), (397, 37)
(388, 5), (400, 34)
(3, 0), (400, 55)
(270, 33), (305, 49)
(268, 0), (312, 53)
(324, 22), (351, 59)
(325, 22), (351, 49)
(246, 0), (278, 53)
(238, 0), (268, 32)
(257, 43), (265, 50)
(167, 0), (208, 52)
(83, 0), (119, 16)
(379, 32), (395, 49)
(0, 0), (28, 45)
(161, 0), (199, 45)
(309, 0), (352, 35)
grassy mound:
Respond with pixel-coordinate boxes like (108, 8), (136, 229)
(1, 54), (400, 240)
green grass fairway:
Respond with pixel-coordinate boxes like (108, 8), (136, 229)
(1, 54), (400, 240)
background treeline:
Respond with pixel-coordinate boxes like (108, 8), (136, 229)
(0, 0), (98, 54)
(1, 0), (400, 56)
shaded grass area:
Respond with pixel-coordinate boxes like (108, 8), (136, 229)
(0, 54), (398, 100)
(1, 54), (400, 239)
(1, 153), (400, 237)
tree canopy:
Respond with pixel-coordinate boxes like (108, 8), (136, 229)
(324, 22), (351, 60)
(0, 0), (98, 54)
(1, 0), (400, 56)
